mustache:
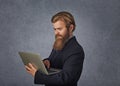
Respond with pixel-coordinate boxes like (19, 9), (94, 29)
(55, 34), (63, 39)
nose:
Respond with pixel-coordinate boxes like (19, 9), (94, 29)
(55, 30), (59, 35)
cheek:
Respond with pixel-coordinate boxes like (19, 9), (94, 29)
(60, 30), (66, 36)
(63, 29), (69, 36)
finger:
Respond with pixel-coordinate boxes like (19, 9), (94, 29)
(46, 61), (50, 69)
(25, 67), (32, 74)
(47, 64), (50, 69)
(28, 63), (34, 69)
(47, 61), (50, 68)
(25, 65), (31, 71)
(43, 60), (47, 65)
(32, 63), (37, 69)
(28, 63), (37, 70)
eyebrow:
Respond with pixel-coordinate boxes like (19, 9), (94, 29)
(53, 28), (62, 30)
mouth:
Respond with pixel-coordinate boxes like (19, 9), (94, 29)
(55, 35), (63, 39)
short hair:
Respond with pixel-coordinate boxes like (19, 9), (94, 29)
(51, 11), (76, 31)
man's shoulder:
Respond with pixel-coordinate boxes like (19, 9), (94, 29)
(65, 36), (83, 51)
(62, 37), (84, 56)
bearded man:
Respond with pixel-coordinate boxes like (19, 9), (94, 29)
(25, 11), (85, 86)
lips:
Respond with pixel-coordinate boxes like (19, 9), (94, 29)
(55, 35), (63, 39)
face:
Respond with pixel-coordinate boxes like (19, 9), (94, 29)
(53, 20), (70, 40)
(52, 20), (71, 50)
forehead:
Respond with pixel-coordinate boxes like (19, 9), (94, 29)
(52, 20), (66, 28)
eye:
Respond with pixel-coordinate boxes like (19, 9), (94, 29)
(53, 28), (56, 31)
(58, 28), (62, 31)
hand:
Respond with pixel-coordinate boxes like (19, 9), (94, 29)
(43, 60), (50, 69)
(25, 63), (37, 77)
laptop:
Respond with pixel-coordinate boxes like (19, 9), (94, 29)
(18, 52), (61, 75)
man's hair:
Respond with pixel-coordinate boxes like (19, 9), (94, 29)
(51, 11), (76, 31)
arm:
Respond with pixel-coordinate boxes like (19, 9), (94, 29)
(25, 58), (50, 76)
(34, 52), (84, 85)
(25, 50), (54, 77)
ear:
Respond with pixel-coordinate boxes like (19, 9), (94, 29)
(69, 24), (74, 33)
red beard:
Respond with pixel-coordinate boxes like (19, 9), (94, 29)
(53, 33), (69, 51)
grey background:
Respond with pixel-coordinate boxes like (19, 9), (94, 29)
(0, 0), (120, 86)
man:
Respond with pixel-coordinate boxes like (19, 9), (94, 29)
(25, 11), (85, 86)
